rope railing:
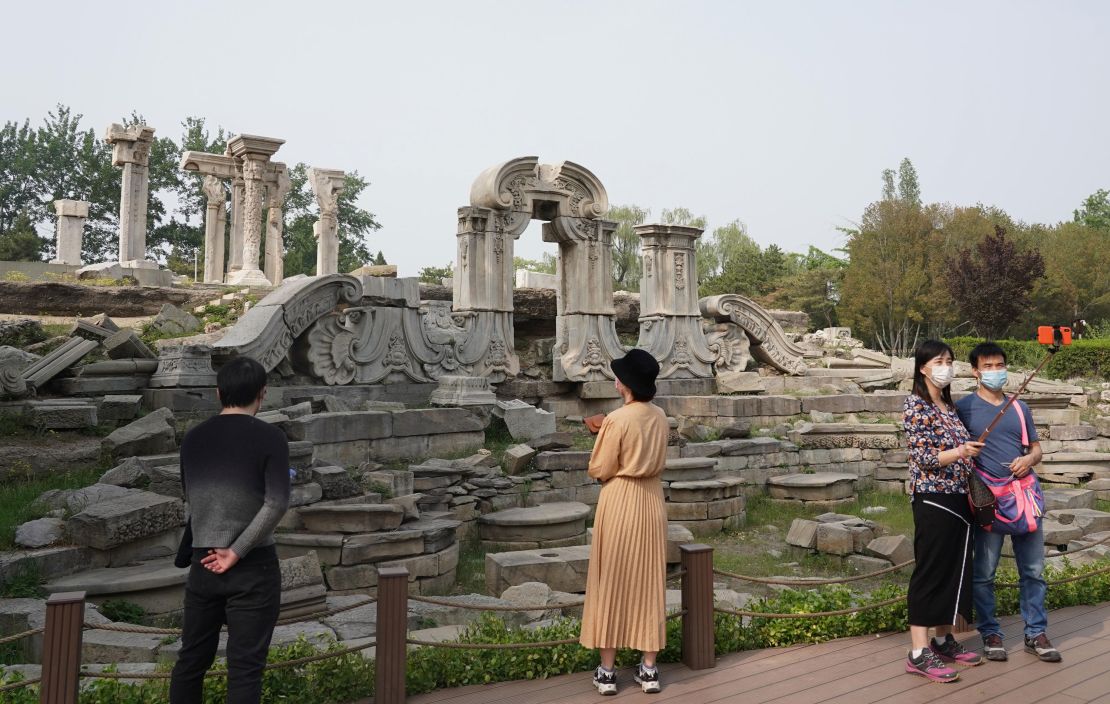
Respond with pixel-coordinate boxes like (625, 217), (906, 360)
(407, 594), (585, 612)
(405, 637), (579, 649)
(0, 626), (43, 646)
(82, 597), (377, 635)
(0, 676), (40, 693)
(714, 594), (906, 619)
(76, 640), (378, 681)
(713, 560), (914, 586)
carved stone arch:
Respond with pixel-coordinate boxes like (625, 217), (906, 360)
(469, 157), (609, 223)
(455, 156), (622, 382)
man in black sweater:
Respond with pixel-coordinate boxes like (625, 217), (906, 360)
(170, 356), (290, 704)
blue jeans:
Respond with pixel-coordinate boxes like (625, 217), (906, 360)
(973, 525), (1048, 639)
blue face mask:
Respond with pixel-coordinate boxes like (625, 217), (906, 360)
(979, 370), (1008, 390)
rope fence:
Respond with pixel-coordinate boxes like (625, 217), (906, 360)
(0, 676), (40, 693)
(0, 627), (43, 646)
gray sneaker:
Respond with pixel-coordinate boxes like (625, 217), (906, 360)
(634, 663), (661, 693)
(1024, 633), (1061, 663)
(982, 634), (1007, 662)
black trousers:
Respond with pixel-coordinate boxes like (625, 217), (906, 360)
(907, 493), (974, 627)
(169, 545), (281, 704)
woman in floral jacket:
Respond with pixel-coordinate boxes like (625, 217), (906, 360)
(901, 339), (984, 683)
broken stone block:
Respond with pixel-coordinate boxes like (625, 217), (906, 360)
(102, 407), (176, 456)
(815, 523), (854, 555)
(103, 328), (156, 360)
(1049, 425), (1098, 441)
(299, 504), (404, 533)
(76, 262), (122, 279)
(864, 534), (914, 565)
(20, 337), (99, 388)
(1047, 508), (1110, 534)
(98, 394), (143, 423)
(150, 304), (201, 336)
(311, 466), (362, 500)
(494, 399), (556, 441)
(66, 491), (185, 550)
(341, 530), (425, 565)
(847, 554), (891, 572)
(767, 473), (857, 502)
(716, 371), (765, 394)
(99, 457), (150, 489)
(485, 545), (591, 594)
(1042, 519), (1083, 545)
(503, 444), (537, 475)
(27, 402), (97, 429)
(530, 432), (574, 452)
(15, 517), (66, 548)
(1042, 488), (1096, 511)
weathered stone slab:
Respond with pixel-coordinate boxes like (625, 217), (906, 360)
(28, 402), (97, 429)
(67, 491), (184, 550)
(534, 451), (592, 471)
(342, 530), (425, 565)
(479, 502), (590, 542)
(714, 437), (785, 456)
(390, 408), (483, 437)
(485, 545), (591, 594)
(102, 407), (176, 457)
(311, 466), (362, 500)
(275, 533), (344, 565)
(98, 394), (143, 423)
(103, 328), (156, 360)
(21, 337), (99, 388)
(815, 522), (853, 555)
(494, 400), (556, 441)
(1032, 408), (1081, 426)
(1043, 488), (1096, 511)
(15, 517), (66, 548)
(40, 483), (133, 513)
(1042, 519), (1084, 545)
(285, 411), (392, 443)
(786, 518), (819, 548)
(1050, 425), (1098, 441)
(299, 504), (404, 533)
(1046, 508), (1110, 535)
(715, 371), (765, 395)
(864, 534), (913, 564)
(661, 457), (717, 481)
(767, 473), (857, 501)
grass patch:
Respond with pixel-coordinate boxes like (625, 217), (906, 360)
(450, 535), (488, 595)
(0, 465), (103, 550)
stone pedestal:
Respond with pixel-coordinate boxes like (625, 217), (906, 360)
(51, 199), (89, 265)
(148, 345), (217, 388)
(307, 168), (345, 276)
(105, 123), (156, 268)
(429, 375), (497, 407)
(635, 224), (715, 378)
(201, 177), (226, 283)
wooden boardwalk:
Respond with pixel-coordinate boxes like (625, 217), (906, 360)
(408, 602), (1110, 704)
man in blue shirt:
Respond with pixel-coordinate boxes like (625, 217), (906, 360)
(956, 342), (1060, 664)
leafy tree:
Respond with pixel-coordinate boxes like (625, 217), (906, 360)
(897, 158), (921, 206)
(373, 251), (387, 265)
(0, 118), (39, 235)
(881, 169), (896, 201)
(696, 219), (757, 287)
(513, 255), (556, 274)
(1038, 220), (1110, 322)
(608, 204), (649, 291)
(0, 210), (47, 261)
(1073, 189), (1110, 231)
(418, 264), (453, 285)
(281, 164), (381, 277)
(945, 225), (1046, 339)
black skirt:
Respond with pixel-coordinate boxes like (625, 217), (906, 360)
(907, 492), (973, 626)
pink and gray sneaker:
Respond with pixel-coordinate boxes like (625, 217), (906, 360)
(905, 647), (959, 683)
(932, 633), (983, 666)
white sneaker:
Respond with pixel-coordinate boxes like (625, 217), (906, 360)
(634, 663), (661, 693)
(593, 666), (617, 695)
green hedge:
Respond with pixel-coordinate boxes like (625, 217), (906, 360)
(946, 337), (1110, 380)
(3, 558), (1109, 702)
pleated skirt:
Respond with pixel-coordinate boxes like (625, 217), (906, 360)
(579, 475), (667, 652)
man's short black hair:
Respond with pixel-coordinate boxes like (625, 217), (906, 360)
(969, 341), (1007, 369)
(217, 356), (267, 408)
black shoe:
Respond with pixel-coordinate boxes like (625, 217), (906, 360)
(1024, 633), (1062, 663)
(593, 666), (617, 695)
(633, 663), (661, 693)
(982, 634), (1008, 662)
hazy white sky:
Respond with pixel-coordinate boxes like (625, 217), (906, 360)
(4, 0), (1108, 274)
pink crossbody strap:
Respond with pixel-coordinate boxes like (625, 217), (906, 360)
(1010, 396), (1030, 448)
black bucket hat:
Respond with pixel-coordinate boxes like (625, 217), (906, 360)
(610, 348), (660, 400)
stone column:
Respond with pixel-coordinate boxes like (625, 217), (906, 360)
(264, 164), (290, 285)
(104, 123), (156, 268)
(225, 135), (284, 287)
(543, 216), (626, 381)
(50, 200), (89, 265)
(201, 176), (226, 283)
(307, 168), (345, 276)
(635, 224), (715, 378)
(228, 176), (245, 274)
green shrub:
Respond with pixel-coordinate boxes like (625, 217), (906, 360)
(99, 599), (146, 625)
(947, 336), (1110, 380)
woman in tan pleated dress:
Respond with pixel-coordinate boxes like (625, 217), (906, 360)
(580, 348), (669, 696)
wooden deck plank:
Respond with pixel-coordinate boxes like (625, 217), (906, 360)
(405, 602), (1110, 704)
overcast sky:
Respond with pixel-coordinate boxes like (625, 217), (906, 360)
(5, 1), (1108, 275)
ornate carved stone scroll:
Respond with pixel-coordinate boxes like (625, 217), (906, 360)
(700, 294), (809, 376)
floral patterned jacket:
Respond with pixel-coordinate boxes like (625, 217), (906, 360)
(902, 393), (975, 495)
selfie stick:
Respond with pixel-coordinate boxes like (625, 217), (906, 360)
(976, 330), (1064, 444)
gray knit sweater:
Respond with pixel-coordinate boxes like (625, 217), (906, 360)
(180, 414), (290, 558)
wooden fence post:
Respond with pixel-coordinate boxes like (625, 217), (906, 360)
(680, 544), (715, 670)
(39, 591), (85, 704)
(375, 567), (409, 704)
